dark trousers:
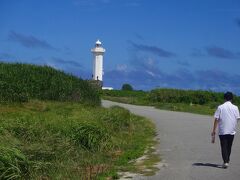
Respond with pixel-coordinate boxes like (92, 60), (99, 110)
(219, 134), (234, 163)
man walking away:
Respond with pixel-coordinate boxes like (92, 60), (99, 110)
(211, 92), (240, 169)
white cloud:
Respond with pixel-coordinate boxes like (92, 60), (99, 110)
(116, 64), (128, 72)
(146, 70), (156, 77)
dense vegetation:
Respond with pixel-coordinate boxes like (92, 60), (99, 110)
(0, 62), (100, 105)
(121, 84), (133, 91)
(102, 88), (240, 115)
(0, 62), (156, 179)
(102, 90), (148, 105)
(0, 101), (155, 179)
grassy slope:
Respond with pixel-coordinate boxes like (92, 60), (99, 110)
(0, 62), (100, 105)
(0, 100), (155, 179)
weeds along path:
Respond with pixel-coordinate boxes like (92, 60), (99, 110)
(102, 100), (240, 180)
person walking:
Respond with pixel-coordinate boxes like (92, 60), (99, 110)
(211, 92), (240, 168)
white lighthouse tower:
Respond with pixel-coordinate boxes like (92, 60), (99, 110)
(91, 39), (105, 84)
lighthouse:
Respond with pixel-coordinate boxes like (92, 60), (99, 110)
(91, 39), (105, 85)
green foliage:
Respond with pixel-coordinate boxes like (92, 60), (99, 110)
(102, 90), (148, 105)
(72, 123), (110, 151)
(0, 101), (155, 179)
(102, 88), (240, 115)
(121, 83), (133, 91)
(0, 146), (30, 180)
(0, 62), (100, 105)
(101, 106), (131, 132)
(148, 88), (226, 105)
(102, 90), (147, 97)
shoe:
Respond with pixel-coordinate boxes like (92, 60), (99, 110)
(222, 163), (229, 169)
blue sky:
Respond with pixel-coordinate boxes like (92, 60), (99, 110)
(1, 0), (240, 93)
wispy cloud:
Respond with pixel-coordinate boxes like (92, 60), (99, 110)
(206, 46), (239, 59)
(116, 64), (128, 72)
(51, 57), (82, 68)
(130, 41), (176, 58)
(8, 31), (56, 50)
(130, 56), (162, 76)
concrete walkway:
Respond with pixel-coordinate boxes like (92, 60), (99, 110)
(102, 100), (240, 180)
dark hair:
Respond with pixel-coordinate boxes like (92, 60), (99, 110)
(224, 92), (233, 101)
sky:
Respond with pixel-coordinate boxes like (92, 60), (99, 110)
(1, 0), (240, 93)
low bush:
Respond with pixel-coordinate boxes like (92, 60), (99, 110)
(148, 89), (225, 105)
(148, 88), (240, 107)
(71, 123), (110, 151)
(121, 83), (133, 91)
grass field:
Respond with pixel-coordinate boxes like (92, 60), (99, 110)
(0, 100), (156, 179)
(102, 89), (240, 115)
(103, 96), (216, 115)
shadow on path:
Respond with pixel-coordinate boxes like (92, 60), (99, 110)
(192, 163), (223, 169)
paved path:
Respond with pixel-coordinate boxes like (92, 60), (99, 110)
(102, 100), (240, 180)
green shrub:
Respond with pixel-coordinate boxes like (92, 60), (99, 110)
(148, 88), (228, 105)
(71, 123), (110, 151)
(121, 84), (133, 91)
(0, 146), (30, 180)
(0, 81), (29, 102)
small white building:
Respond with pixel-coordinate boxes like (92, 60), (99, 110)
(102, 87), (113, 90)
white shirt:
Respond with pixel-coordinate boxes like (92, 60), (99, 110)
(214, 101), (240, 135)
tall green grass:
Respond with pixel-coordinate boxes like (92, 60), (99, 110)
(0, 146), (31, 180)
(0, 101), (155, 179)
(0, 62), (100, 105)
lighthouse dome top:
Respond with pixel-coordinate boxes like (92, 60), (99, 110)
(96, 39), (102, 45)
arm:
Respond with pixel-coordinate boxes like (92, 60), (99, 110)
(212, 118), (218, 135)
(212, 106), (220, 136)
(237, 107), (240, 121)
(211, 118), (218, 143)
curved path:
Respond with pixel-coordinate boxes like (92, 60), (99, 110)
(102, 100), (240, 180)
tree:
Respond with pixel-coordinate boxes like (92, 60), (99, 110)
(121, 83), (133, 91)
